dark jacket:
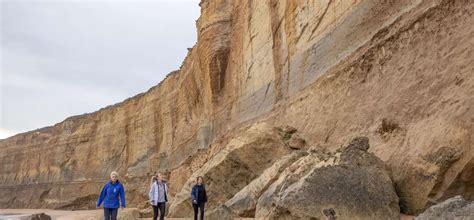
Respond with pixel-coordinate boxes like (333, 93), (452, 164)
(191, 184), (208, 204)
(97, 180), (126, 208)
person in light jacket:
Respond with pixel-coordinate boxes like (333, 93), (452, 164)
(97, 171), (126, 220)
(191, 176), (208, 220)
(149, 173), (168, 220)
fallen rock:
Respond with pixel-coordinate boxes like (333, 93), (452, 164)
(273, 126), (307, 150)
(225, 151), (307, 217)
(255, 137), (400, 219)
(287, 134), (306, 150)
(415, 196), (474, 220)
(168, 123), (292, 217)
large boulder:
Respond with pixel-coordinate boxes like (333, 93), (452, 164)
(255, 137), (400, 219)
(224, 151), (307, 217)
(168, 123), (294, 217)
(415, 196), (474, 220)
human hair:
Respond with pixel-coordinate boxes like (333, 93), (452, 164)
(110, 171), (119, 178)
(150, 175), (158, 186)
(196, 176), (204, 186)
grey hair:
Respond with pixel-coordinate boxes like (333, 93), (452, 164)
(110, 171), (119, 178)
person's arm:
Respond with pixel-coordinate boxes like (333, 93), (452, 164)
(149, 183), (155, 203)
(191, 186), (197, 203)
(164, 183), (169, 202)
(97, 184), (107, 208)
(120, 185), (126, 208)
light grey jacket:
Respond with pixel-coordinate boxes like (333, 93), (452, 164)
(149, 181), (168, 205)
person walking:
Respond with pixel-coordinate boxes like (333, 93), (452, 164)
(149, 173), (168, 220)
(191, 176), (207, 220)
(97, 171), (126, 220)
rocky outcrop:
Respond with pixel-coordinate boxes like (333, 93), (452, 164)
(168, 122), (293, 216)
(0, 0), (473, 218)
(224, 150), (306, 217)
(255, 137), (399, 219)
(416, 196), (474, 220)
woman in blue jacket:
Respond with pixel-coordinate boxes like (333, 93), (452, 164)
(191, 176), (207, 220)
(97, 171), (126, 220)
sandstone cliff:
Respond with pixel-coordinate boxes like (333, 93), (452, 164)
(1, 0), (473, 218)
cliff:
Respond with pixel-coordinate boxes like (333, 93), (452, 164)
(1, 0), (473, 217)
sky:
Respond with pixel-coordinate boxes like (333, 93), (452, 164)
(0, 0), (201, 139)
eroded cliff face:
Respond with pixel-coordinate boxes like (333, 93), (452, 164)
(1, 0), (473, 217)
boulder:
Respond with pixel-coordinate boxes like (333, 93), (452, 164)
(415, 196), (474, 220)
(255, 137), (400, 219)
(168, 123), (293, 217)
(225, 151), (307, 217)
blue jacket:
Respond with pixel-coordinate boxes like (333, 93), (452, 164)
(97, 180), (126, 208)
(191, 184), (207, 204)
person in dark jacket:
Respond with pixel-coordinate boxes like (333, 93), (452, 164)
(191, 176), (207, 220)
(97, 171), (126, 220)
(149, 173), (168, 220)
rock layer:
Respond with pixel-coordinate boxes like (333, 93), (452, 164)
(1, 0), (473, 218)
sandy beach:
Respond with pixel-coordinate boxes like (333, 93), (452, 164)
(0, 209), (414, 220)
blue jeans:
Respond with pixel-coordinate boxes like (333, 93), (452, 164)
(104, 208), (118, 220)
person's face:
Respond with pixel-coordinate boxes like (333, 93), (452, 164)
(111, 174), (117, 182)
(157, 174), (163, 182)
(197, 177), (203, 184)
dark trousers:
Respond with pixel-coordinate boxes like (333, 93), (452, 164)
(104, 208), (118, 220)
(152, 202), (166, 220)
(193, 202), (205, 220)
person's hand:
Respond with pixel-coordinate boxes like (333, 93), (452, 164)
(193, 200), (197, 204)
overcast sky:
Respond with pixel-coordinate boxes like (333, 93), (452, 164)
(0, 0), (200, 139)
